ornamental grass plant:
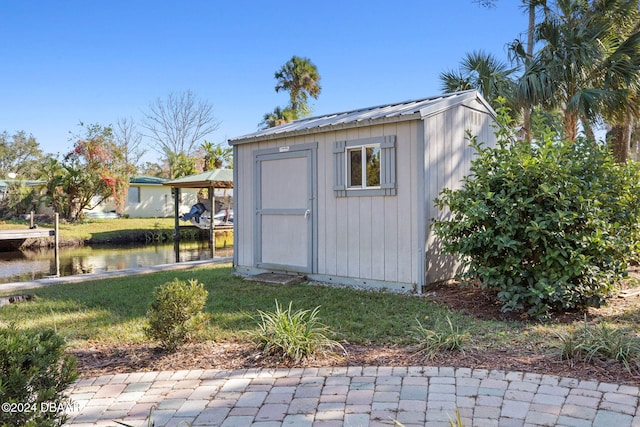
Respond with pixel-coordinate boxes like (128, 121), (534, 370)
(247, 300), (346, 363)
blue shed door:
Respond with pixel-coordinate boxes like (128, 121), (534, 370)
(254, 146), (316, 273)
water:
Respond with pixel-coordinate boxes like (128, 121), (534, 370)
(0, 242), (233, 284)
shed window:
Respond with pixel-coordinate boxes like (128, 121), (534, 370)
(128, 186), (140, 204)
(347, 145), (381, 188)
(334, 135), (396, 197)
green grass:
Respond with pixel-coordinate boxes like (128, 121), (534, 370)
(0, 263), (527, 352)
(1, 263), (639, 369)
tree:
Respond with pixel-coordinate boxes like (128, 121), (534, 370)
(274, 55), (321, 116)
(259, 106), (298, 129)
(261, 56), (321, 128)
(168, 152), (197, 179)
(475, 0), (548, 141)
(114, 117), (145, 173)
(0, 131), (44, 179)
(201, 140), (232, 170)
(142, 90), (220, 176)
(139, 161), (165, 178)
(40, 123), (130, 221)
(514, 0), (640, 142)
(439, 50), (517, 113)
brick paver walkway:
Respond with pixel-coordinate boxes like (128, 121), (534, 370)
(64, 366), (640, 427)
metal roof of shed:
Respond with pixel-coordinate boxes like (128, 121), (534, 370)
(229, 90), (492, 145)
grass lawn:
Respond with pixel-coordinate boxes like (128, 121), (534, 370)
(0, 263), (514, 348)
(2, 262), (638, 365)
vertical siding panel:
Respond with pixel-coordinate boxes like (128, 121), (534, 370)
(395, 122), (413, 284)
(406, 121), (419, 286)
(346, 194), (360, 278)
(370, 196), (385, 280)
(368, 125), (385, 281)
(383, 192), (398, 282)
(426, 112), (447, 284)
(335, 130), (350, 278)
(316, 132), (326, 275)
(344, 128), (361, 278)
(318, 133), (341, 275)
(238, 144), (254, 267)
(359, 197), (372, 279)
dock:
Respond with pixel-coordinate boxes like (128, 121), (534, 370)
(0, 228), (55, 251)
(0, 229), (55, 240)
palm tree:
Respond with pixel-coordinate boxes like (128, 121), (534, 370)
(439, 50), (517, 116)
(259, 106), (299, 129)
(515, 0), (640, 143)
(274, 56), (321, 117)
(201, 140), (232, 170)
(599, 1), (640, 162)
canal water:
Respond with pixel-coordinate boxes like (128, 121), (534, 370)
(0, 242), (233, 284)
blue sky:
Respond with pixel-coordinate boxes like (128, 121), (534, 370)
(1, 0), (526, 164)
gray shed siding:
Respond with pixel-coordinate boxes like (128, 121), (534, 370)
(423, 98), (496, 284)
(234, 121), (420, 290)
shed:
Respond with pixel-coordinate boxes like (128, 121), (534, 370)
(228, 90), (497, 292)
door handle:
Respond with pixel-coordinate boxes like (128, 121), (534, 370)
(304, 209), (311, 219)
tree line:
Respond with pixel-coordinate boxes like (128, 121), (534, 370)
(0, 91), (232, 221)
(450, 0), (640, 161)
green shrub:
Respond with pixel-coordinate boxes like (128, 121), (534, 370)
(248, 300), (345, 363)
(144, 278), (210, 351)
(0, 326), (78, 427)
(412, 315), (468, 360)
(433, 105), (640, 318)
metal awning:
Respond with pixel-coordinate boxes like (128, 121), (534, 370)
(161, 169), (234, 256)
(162, 169), (233, 189)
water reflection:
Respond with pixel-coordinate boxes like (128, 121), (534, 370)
(0, 242), (233, 284)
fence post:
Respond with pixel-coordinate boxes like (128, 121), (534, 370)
(54, 213), (60, 277)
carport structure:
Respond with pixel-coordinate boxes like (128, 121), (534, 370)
(163, 169), (233, 252)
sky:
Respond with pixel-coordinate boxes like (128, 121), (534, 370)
(1, 0), (527, 164)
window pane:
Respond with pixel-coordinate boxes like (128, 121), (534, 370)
(348, 148), (362, 187)
(365, 146), (381, 187)
(128, 187), (140, 204)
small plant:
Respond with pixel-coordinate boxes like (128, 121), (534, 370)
(412, 315), (468, 360)
(248, 300), (345, 362)
(0, 326), (78, 427)
(448, 408), (466, 427)
(555, 327), (583, 361)
(554, 319), (640, 373)
(144, 278), (210, 352)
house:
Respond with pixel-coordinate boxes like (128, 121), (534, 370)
(228, 90), (498, 292)
(0, 179), (45, 202)
(87, 174), (234, 219)
(124, 175), (196, 218)
(87, 176), (200, 218)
